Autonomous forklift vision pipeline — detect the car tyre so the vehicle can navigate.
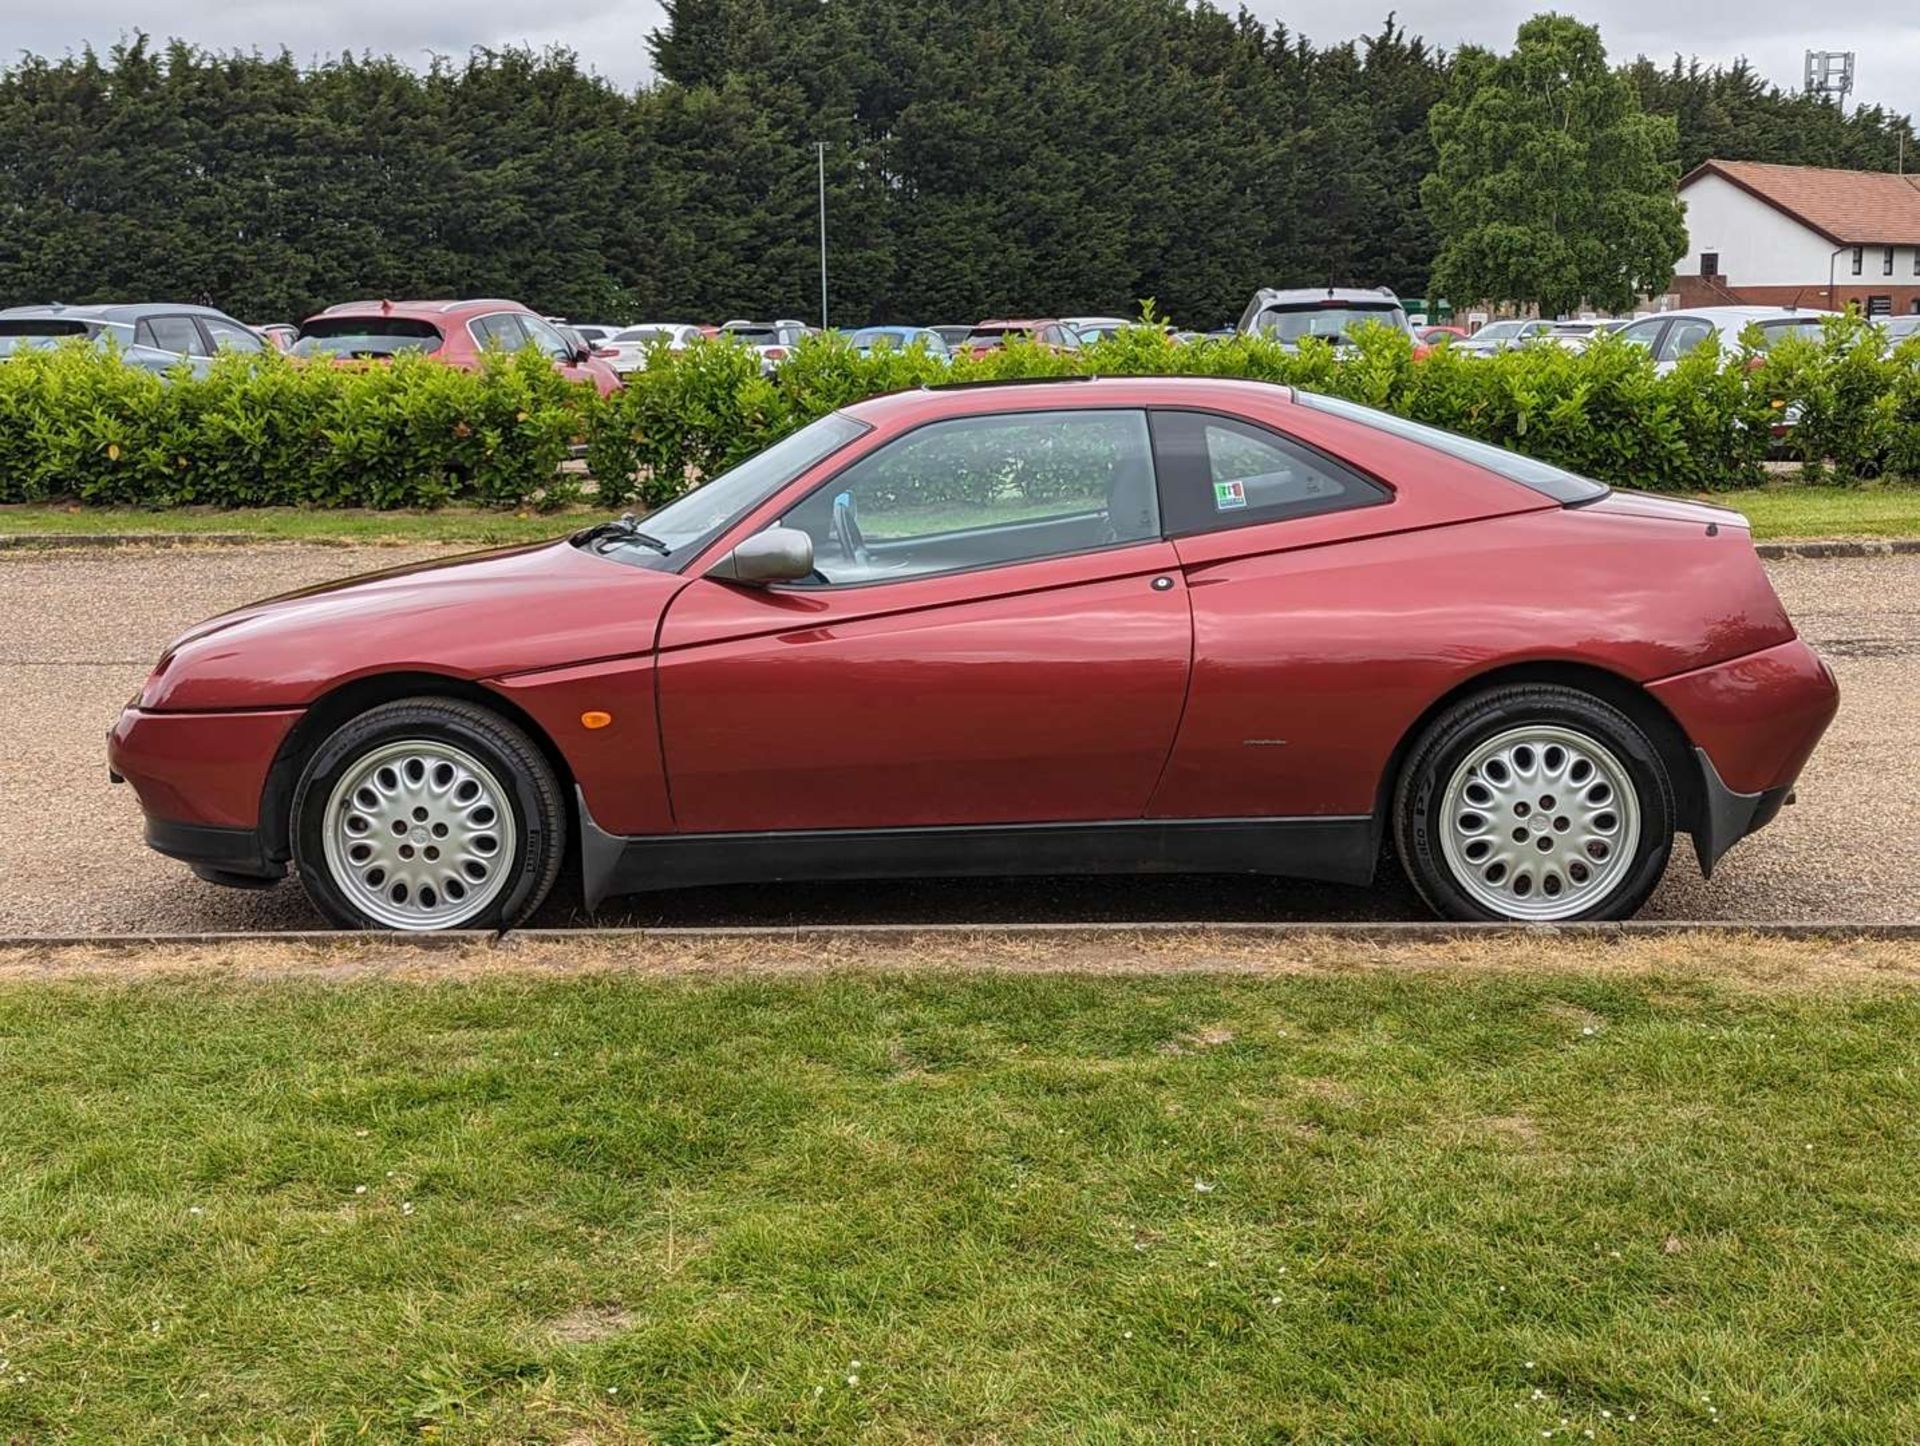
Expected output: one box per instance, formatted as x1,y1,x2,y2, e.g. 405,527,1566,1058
291,697,566,931
1394,684,1674,922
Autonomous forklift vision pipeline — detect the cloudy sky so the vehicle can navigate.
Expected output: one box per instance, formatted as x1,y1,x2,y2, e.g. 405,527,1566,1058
3,0,1916,114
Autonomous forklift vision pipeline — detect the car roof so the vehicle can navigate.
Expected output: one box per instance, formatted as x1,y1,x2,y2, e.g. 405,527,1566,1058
839,375,1295,426
972,318,1060,328
308,299,530,323
1645,306,1837,324
1247,287,1403,307
0,302,236,323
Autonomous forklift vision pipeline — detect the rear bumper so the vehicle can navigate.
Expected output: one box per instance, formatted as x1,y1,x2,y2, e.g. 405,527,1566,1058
1648,637,1838,874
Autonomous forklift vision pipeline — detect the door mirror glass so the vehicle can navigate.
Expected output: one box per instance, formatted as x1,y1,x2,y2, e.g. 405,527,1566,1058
709,526,815,584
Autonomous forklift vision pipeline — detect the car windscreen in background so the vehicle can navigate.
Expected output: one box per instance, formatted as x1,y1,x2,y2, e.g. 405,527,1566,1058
722,328,777,346
1255,304,1406,343
0,319,89,356
614,329,670,345
964,328,1025,348
1752,320,1828,349
291,318,443,357
1294,390,1610,504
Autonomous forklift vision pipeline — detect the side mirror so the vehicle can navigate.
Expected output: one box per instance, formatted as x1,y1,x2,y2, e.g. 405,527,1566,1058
707,526,814,585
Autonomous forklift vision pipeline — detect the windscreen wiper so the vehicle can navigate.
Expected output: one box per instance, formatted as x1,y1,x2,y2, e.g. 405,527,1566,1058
575,512,669,554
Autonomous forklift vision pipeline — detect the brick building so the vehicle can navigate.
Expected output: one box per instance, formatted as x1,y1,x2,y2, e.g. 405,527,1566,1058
1674,159,1920,315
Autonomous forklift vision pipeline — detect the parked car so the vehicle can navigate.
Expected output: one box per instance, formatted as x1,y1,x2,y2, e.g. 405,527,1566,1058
847,325,951,359
1454,319,1556,356
0,302,267,375
1416,324,1468,345
603,323,702,374
959,319,1083,355
1236,287,1419,350
1062,315,1132,344
254,322,301,353
109,375,1835,932
719,319,809,373
1544,318,1626,352
291,299,622,396
1611,306,1834,374
1878,314,1920,344
550,321,624,349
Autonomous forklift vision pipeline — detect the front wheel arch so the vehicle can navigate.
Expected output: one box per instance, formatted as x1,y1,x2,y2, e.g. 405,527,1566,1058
259,672,577,870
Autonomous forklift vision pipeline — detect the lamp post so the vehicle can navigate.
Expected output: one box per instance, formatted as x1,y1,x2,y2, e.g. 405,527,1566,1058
816,141,829,332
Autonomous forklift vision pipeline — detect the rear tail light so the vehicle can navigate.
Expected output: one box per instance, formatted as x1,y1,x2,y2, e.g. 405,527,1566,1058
1412,342,1432,362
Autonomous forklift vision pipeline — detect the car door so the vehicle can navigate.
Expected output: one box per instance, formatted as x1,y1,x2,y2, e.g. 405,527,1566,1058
655,407,1192,833
1143,406,1467,822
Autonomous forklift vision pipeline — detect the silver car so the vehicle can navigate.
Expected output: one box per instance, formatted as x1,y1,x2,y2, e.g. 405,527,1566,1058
0,302,266,375
1612,306,1834,374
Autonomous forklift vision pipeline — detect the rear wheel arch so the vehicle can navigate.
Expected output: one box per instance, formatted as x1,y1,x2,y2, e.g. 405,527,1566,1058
1377,661,1703,848
259,672,577,866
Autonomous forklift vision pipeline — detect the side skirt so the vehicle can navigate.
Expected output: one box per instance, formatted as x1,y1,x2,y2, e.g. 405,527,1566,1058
576,788,1379,910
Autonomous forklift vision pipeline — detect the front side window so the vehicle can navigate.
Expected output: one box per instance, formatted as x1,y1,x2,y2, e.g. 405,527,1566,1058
1614,317,1666,351
136,315,210,356
780,409,1159,587
471,313,529,351
1151,411,1388,535
203,318,264,353
519,315,573,360
1657,318,1715,361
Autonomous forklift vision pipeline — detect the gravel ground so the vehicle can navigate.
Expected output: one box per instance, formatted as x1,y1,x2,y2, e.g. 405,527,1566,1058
1,544,1913,934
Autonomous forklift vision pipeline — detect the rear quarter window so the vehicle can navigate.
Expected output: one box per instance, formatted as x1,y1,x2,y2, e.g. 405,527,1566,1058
1292,391,1609,505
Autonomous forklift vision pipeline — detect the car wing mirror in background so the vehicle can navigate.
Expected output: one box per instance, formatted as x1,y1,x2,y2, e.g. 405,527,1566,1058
707,526,814,585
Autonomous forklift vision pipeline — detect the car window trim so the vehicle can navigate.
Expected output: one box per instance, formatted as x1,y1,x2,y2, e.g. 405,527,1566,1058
1144,405,1395,540
752,405,1166,593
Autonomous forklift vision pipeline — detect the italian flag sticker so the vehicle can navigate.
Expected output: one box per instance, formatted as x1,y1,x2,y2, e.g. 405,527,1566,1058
1214,478,1247,510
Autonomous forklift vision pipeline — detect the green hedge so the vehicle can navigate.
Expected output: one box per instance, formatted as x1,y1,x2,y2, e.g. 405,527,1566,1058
3,315,1915,511
586,313,1913,505
0,345,586,508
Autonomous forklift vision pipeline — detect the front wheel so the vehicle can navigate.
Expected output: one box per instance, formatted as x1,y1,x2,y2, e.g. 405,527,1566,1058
290,698,566,931
1394,685,1674,922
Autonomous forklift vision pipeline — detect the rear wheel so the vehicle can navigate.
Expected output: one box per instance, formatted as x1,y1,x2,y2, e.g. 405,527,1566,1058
1394,685,1673,922
291,698,565,931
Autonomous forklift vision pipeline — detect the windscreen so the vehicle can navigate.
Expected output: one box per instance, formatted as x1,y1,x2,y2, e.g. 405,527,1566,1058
613,328,670,345
292,317,443,357
1253,302,1406,343
1294,391,1610,505
582,411,871,569
964,326,1029,349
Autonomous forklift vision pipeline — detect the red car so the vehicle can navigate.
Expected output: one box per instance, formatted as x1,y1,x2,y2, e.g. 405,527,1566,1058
109,377,1837,931
959,319,1083,356
291,299,623,395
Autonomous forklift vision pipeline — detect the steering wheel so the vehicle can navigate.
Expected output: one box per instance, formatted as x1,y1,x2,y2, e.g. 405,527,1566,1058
831,490,870,568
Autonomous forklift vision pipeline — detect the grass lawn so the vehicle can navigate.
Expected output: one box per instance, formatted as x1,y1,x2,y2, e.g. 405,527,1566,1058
1,951,1917,1439
0,503,586,547
1704,481,1920,540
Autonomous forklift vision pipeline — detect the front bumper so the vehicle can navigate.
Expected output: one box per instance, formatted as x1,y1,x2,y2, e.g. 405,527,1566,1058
145,816,285,887
109,704,303,883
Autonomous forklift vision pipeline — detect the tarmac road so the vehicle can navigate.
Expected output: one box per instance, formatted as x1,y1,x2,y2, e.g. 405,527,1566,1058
1,542,1912,934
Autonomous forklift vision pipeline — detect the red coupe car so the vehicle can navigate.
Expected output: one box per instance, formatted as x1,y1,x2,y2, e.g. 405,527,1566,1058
109,377,1837,931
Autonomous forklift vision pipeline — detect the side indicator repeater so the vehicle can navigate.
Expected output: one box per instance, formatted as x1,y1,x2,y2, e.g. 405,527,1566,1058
580,710,613,730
